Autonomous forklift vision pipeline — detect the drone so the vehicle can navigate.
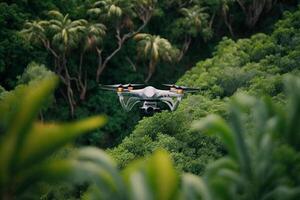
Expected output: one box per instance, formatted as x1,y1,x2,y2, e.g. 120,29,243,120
100,83,200,114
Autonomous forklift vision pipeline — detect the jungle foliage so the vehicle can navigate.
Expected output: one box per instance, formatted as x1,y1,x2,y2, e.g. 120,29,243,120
0,0,298,148
1,1,300,199
1,66,300,200
110,6,300,175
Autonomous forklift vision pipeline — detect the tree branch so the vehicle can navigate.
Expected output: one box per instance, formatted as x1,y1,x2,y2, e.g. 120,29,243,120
96,16,151,82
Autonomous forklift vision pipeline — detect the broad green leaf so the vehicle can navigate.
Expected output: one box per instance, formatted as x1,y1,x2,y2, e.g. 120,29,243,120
17,116,107,169
16,159,76,194
128,171,153,200
284,75,300,149
77,147,125,198
0,76,58,184
228,103,252,179
146,150,179,200
123,150,179,200
182,173,212,200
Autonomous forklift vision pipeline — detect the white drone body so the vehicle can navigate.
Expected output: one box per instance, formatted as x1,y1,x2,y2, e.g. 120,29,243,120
100,84,199,114
118,86,184,113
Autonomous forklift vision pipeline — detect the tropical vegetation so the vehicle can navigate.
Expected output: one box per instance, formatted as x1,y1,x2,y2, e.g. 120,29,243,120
1,0,300,199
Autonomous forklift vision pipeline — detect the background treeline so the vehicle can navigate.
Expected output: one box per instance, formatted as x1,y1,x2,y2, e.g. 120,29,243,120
1,45,300,200
0,0,298,148
110,5,300,176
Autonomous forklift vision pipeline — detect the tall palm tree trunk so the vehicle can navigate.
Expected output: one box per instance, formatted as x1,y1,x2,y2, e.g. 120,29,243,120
62,52,75,117
145,59,156,83
78,52,87,101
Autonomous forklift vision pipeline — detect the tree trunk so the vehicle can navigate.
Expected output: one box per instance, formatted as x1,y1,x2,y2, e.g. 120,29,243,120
209,11,216,29
96,41,123,82
78,52,87,101
237,0,275,29
145,59,156,83
62,52,75,117
178,35,192,61
222,7,235,37
95,16,151,82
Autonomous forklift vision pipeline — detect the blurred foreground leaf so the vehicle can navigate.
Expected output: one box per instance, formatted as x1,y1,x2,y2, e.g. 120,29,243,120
192,75,300,200
0,76,106,199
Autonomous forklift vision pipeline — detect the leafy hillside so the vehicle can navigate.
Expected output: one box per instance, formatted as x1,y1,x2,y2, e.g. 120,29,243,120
1,1,298,149
2,66,300,199
110,6,300,175
1,1,300,199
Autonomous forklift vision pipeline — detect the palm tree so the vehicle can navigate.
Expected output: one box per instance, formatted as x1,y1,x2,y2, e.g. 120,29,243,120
88,0,155,82
90,0,125,18
208,0,235,37
180,5,209,33
48,10,87,53
178,5,210,60
134,33,177,82
20,20,47,45
77,22,107,100
47,10,88,116
20,20,59,59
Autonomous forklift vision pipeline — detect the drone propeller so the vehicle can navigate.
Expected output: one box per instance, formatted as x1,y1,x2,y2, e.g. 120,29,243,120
99,83,144,92
102,83,144,88
163,84,200,92
163,84,177,87
123,83,144,87
103,84,124,88
99,85,119,91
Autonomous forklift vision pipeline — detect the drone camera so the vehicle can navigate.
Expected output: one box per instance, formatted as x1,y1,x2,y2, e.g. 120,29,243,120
146,106,154,114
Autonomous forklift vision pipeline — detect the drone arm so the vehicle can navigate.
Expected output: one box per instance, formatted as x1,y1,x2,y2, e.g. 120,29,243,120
126,97,141,111
171,97,181,111
128,89,144,97
156,90,181,98
118,95,128,111
118,94,140,111
160,96,182,111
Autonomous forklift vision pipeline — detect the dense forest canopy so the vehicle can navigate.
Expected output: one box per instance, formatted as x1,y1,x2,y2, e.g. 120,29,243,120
0,0,298,148
1,0,300,199
110,5,300,175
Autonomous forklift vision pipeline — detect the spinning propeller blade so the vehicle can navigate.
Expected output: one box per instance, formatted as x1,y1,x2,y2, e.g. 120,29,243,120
99,85,118,91
100,83,144,88
99,83,144,92
123,83,144,87
163,84,200,92
103,84,124,88
101,83,144,88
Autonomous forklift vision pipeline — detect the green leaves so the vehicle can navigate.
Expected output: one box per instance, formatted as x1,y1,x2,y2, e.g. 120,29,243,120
192,76,300,200
47,10,88,50
18,117,106,168
284,75,300,150
134,33,179,82
81,149,179,200
0,75,184,200
181,173,211,200
123,150,179,200
0,76,106,198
